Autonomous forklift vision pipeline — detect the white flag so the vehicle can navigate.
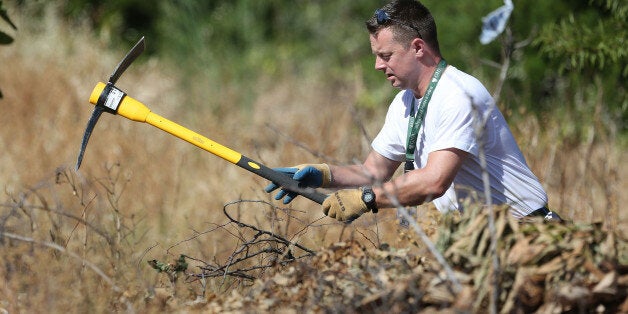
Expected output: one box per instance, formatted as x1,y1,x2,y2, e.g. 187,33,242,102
479,0,514,45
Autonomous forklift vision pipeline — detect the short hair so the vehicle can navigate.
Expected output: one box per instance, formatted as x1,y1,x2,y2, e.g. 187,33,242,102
366,0,441,55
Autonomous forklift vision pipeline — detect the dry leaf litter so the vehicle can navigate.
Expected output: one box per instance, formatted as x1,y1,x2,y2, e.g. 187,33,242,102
150,206,627,313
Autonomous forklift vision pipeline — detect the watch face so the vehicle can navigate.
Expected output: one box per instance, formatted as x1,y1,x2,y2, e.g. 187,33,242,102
362,187,378,213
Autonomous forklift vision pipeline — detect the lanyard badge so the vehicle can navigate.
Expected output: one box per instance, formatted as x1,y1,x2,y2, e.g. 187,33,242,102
404,59,447,173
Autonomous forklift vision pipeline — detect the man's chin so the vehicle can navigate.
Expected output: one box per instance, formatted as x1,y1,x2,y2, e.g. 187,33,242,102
387,76,405,89
390,81,404,90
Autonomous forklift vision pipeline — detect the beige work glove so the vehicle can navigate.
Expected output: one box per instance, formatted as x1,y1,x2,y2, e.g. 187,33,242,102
322,189,369,222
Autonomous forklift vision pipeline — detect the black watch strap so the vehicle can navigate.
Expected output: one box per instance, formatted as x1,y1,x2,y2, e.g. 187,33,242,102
361,187,378,213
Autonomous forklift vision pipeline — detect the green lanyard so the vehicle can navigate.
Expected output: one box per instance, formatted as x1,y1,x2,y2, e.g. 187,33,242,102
404,59,447,172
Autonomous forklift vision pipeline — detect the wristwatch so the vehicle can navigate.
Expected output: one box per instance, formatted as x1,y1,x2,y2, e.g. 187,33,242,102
361,187,378,213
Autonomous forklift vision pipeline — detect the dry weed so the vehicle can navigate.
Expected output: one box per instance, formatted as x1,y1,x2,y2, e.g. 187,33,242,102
0,3,625,313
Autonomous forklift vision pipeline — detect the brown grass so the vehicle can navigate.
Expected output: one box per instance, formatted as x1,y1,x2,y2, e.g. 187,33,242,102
0,4,625,313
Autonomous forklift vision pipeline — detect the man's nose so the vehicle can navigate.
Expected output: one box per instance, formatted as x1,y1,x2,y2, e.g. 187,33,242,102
374,57,386,71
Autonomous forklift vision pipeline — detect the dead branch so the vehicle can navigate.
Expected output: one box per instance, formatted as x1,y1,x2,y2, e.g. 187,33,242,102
184,200,316,285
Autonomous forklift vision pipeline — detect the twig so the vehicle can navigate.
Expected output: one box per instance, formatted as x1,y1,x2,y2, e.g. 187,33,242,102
265,124,328,160
222,200,316,256
184,200,317,285
387,195,463,294
1,231,123,293
341,161,462,294
166,222,231,254
492,27,513,105
471,99,500,314
65,194,96,248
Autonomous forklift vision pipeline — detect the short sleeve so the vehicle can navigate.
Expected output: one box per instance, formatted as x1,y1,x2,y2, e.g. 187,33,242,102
427,94,479,156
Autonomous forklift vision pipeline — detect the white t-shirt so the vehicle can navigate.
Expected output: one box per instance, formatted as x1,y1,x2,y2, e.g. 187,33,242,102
371,65,547,218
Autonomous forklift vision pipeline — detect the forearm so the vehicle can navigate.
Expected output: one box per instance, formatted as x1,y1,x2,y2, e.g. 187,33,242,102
327,151,400,188
327,164,377,188
373,169,446,208
371,148,466,209
325,162,444,208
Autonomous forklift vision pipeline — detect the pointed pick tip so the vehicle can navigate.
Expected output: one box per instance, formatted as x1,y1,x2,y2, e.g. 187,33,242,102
75,153,84,171
76,106,104,171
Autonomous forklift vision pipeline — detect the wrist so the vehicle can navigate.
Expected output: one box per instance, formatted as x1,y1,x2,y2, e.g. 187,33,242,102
319,163,332,188
360,186,378,213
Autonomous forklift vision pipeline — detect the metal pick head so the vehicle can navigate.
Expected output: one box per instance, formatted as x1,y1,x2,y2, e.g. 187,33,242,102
75,106,104,170
108,36,145,85
75,36,146,170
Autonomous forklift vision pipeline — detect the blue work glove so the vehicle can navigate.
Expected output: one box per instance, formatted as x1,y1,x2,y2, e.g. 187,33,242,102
264,164,331,204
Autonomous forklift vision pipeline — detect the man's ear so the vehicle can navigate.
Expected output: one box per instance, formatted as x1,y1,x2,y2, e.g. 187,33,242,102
411,38,424,55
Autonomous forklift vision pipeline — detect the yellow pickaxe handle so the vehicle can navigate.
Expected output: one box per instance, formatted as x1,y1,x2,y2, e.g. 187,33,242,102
89,82,328,204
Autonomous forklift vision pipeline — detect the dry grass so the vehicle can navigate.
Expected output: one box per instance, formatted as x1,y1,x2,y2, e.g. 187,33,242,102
0,4,625,313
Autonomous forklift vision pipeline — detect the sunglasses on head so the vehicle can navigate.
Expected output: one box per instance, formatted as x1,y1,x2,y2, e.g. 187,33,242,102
375,9,423,39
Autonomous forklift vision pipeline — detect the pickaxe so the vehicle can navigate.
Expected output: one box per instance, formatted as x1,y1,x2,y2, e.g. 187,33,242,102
76,37,328,204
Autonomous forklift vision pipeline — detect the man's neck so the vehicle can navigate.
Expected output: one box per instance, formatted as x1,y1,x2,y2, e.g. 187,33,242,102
413,57,442,98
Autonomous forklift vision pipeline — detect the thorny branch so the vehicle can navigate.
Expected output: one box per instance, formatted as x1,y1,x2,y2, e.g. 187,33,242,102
186,200,316,284
222,200,316,255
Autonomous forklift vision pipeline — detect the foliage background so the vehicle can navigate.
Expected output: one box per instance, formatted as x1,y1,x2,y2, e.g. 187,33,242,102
53,0,626,134
0,0,626,312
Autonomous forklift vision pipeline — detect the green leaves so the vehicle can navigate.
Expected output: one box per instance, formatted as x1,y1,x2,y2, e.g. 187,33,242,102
148,254,188,273
534,1,627,77
148,255,189,283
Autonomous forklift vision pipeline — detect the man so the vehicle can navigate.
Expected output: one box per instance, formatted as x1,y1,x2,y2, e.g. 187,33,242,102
265,0,561,223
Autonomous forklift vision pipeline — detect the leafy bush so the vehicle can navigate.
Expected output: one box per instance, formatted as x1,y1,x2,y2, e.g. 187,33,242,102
55,0,626,141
